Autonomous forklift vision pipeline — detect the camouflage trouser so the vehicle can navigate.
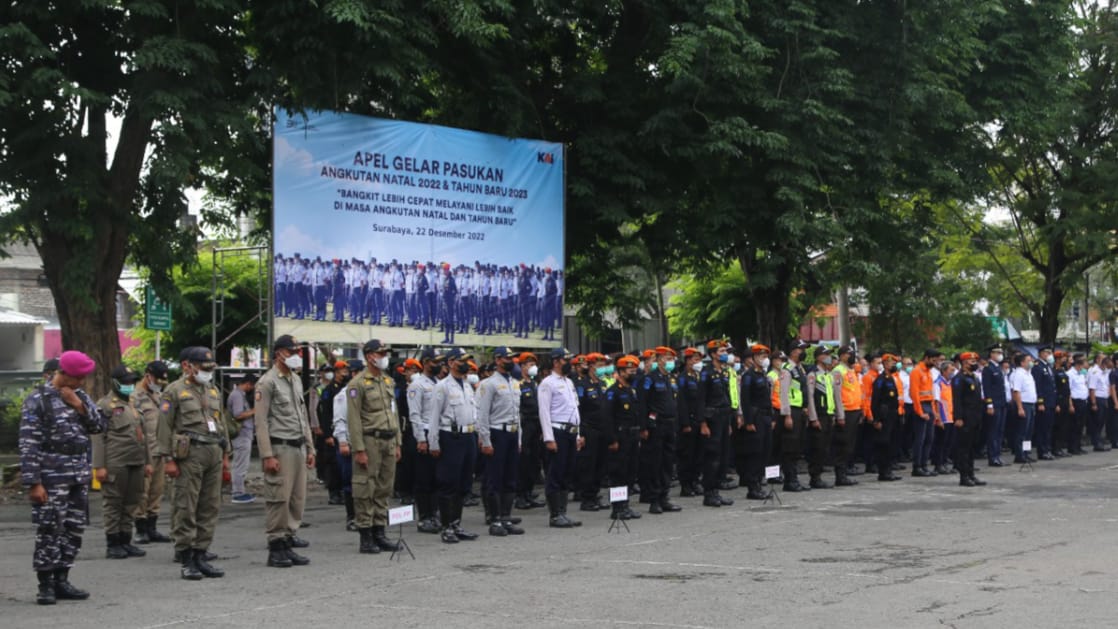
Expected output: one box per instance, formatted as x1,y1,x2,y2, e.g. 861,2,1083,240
102,464,145,535
32,483,88,572
134,456,165,518
171,443,223,553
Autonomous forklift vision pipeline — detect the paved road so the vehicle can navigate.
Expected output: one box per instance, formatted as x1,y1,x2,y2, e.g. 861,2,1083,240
2,454,1117,628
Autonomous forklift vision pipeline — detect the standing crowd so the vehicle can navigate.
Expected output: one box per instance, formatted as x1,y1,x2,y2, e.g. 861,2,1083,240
18,337,1118,605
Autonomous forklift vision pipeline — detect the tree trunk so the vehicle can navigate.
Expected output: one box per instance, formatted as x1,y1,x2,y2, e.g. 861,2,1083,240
1038,283,1065,346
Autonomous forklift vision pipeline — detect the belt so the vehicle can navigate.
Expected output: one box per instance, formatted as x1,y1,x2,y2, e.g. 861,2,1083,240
41,441,88,455
270,437,306,448
443,424,477,434
491,424,519,433
552,423,579,434
363,429,397,440
182,431,224,446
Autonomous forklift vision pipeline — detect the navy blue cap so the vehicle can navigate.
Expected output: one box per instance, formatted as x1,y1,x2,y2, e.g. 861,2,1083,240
362,339,390,354
419,347,444,362
346,359,364,371
444,347,472,361
185,347,216,365
145,361,169,378
549,347,573,361
493,346,514,358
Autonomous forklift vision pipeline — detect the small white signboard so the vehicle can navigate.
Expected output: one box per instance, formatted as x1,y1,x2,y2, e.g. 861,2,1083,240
765,465,781,480
1022,440,1032,452
609,486,628,503
388,505,414,526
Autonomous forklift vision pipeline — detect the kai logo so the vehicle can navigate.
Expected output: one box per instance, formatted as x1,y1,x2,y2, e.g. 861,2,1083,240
537,151,554,165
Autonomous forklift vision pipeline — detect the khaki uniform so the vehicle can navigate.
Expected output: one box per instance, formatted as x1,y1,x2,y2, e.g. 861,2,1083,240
94,392,149,535
347,369,399,528
254,366,315,543
132,384,166,518
156,378,228,553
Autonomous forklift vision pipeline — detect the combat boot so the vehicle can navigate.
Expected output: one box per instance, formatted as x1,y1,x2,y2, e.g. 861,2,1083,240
146,516,171,543
53,568,88,600
746,481,768,500
499,493,525,534
451,496,479,540
558,492,581,527
702,491,723,507
133,519,150,545
177,549,202,578
284,537,310,565
834,468,858,487
372,526,403,551
546,492,574,528
486,495,507,536
439,496,459,544
106,533,128,559
36,571,56,605
358,528,380,554
119,532,147,557
193,549,224,578
267,539,293,568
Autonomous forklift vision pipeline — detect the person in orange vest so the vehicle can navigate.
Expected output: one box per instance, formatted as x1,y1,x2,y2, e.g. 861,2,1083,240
931,359,958,475
832,346,863,483
859,354,881,474
909,349,940,477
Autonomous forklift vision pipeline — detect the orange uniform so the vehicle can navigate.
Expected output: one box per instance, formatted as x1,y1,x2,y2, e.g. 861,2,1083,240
909,362,935,418
860,370,877,419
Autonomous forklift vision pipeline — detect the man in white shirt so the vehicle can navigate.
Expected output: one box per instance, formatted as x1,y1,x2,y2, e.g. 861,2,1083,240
538,347,583,528
1087,354,1112,450
1068,354,1090,455
1009,353,1038,463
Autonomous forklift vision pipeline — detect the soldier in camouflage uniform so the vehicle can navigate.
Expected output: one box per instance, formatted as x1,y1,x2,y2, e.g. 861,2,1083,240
19,351,105,605
94,364,150,560
131,361,172,544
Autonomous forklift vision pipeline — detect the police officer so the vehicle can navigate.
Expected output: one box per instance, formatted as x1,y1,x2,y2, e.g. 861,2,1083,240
132,361,172,544
1033,345,1058,460
696,341,734,507
20,351,105,605
348,340,404,554
638,346,683,514
430,347,480,542
574,353,610,512
604,355,643,520
806,346,842,489
255,335,316,568
982,344,1007,466
740,344,775,500
515,353,547,509
94,364,150,560
407,347,443,533
539,347,583,527
832,346,862,484
677,348,704,497
953,352,987,487
157,347,228,580
476,347,526,536
440,264,458,344
872,354,903,481
778,340,811,492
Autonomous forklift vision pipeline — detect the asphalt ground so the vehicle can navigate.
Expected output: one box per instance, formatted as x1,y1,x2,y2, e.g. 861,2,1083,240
2,452,1117,628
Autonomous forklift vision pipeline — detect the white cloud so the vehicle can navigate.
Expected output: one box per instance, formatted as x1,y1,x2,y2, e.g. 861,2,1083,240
274,135,316,176
276,224,328,259
535,254,560,271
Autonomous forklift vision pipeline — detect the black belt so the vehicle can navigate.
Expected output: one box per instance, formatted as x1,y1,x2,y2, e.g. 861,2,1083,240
363,429,397,440
183,431,224,446
41,442,88,455
270,437,306,448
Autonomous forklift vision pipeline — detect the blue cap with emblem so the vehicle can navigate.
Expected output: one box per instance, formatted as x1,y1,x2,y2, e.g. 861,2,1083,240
419,347,444,362
444,347,472,361
346,359,364,371
549,347,573,361
493,346,514,358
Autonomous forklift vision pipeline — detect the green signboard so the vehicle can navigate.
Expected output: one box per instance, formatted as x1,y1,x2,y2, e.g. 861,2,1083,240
145,285,172,331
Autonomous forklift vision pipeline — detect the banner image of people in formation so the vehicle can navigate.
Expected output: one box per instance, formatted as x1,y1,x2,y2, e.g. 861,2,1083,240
272,109,565,347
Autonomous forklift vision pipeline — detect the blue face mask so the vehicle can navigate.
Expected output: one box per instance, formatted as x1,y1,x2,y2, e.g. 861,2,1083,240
664,361,676,372
733,363,742,372
604,365,615,376
118,384,135,396
595,367,607,378
718,354,731,364
904,366,913,374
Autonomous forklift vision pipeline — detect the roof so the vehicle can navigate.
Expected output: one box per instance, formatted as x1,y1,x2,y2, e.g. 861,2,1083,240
0,308,48,326
0,242,44,271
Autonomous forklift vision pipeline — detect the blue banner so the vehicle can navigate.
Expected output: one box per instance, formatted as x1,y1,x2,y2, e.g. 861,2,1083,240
273,110,565,348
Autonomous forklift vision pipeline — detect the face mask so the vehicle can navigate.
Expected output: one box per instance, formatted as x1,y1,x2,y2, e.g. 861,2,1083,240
691,361,703,373
455,362,470,375
874,364,884,373
375,356,389,371
845,355,856,365
905,366,913,373
718,354,730,364
527,365,539,378
664,361,676,372
968,362,978,372
822,356,833,366
561,363,572,375
1023,362,1033,370
992,353,1003,362
603,365,615,376
1046,355,1055,365
1080,368,1088,375
467,374,479,385
117,384,135,396
595,367,607,378
733,362,742,372
760,358,771,371
194,370,214,384
409,372,421,383
283,354,304,371
891,363,899,372
624,369,638,381
149,382,163,393
324,371,334,381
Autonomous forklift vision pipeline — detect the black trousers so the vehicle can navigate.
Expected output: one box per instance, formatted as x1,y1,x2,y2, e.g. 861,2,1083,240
736,409,773,488
575,424,609,501
517,421,544,496
807,413,834,478
639,419,675,502
544,429,577,495
777,407,806,476
435,431,473,499
954,416,981,477
677,420,702,486
701,410,732,492
874,411,897,474
607,427,640,489
484,428,519,495
834,410,858,471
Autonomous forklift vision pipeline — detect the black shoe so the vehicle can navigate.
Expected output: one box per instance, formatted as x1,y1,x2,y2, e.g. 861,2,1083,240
579,500,600,512
179,549,202,580
719,478,739,490
1094,445,1109,452
719,494,734,506
120,539,146,558
452,523,479,541
970,476,988,486
284,537,311,565
558,494,582,527
891,462,906,471
358,528,380,554
133,520,150,545
649,501,663,514
1039,453,1055,461
146,516,172,543
489,522,509,536
911,468,932,477
267,539,293,568
659,500,682,512
106,533,128,560
193,549,224,578
680,485,698,497
784,480,810,492
53,569,89,600
809,477,833,489
1053,450,1068,458
746,488,768,500
289,535,310,548
702,492,723,507
621,504,642,520
988,460,1004,467
417,517,440,534
846,465,864,476
502,520,525,535
959,477,977,487
373,525,403,551
463,493,480,507
328,491,345,505
835,477,858,487
36,572,56,605
934,465,950,475
441,528,460,543
878,474,902,481
499,493,523,526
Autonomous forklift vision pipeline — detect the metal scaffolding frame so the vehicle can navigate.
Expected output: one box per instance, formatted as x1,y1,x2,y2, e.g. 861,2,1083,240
210,245,269,357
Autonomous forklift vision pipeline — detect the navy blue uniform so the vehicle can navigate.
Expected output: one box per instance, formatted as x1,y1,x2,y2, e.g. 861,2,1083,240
695,366,733,496
574,374,608,505
637,370,678,506
982,362,1007,464
739,368,774,494
1032,361,1057,456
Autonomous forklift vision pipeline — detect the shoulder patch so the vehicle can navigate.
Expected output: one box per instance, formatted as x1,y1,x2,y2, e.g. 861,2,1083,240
113,407,124,415
255,390,263,401
160,400,172,412
180,391,191,398
350,388,358,398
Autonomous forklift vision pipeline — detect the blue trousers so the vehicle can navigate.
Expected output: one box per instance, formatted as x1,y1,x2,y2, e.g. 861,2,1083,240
484,429,519,496
1034,404,1055,455
911,402,935,470
986,404,1007,463
1012,403,1036,458
434,431,474,499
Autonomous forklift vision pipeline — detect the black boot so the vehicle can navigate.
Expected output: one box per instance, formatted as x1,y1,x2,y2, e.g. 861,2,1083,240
36,571,56,605
809,475,833,490
959,474,977,487
284,537,311,565
267,539,293,568
53,568,88,600
558,492,581,527
106,533,127,559
416,493,440,533
452,495,478,540
703,490,723,507
373,525,403,551
146,516,171,543
746,481,768,500
119,531,146,557
499,493,525,534
193,549,224,578
328,490,344,505
344,493,357,531
179,548,203,580
487,495,507,536
835,468,858,487
969,473,987,486
438,495,459,543
358,527,379,554
547,492,574,528
133,519,150,545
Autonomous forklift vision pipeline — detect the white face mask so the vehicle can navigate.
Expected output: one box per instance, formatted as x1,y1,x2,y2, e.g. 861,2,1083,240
149,382,163,393
409,372,421,383
193,370,213,384
375,356,389,371
466,374,479,385
760,358,771,371
691,361,703,373
527,365,539,378
283,354,304,371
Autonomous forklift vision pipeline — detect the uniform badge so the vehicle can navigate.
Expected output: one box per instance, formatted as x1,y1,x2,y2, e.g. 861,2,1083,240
160,400,172,412
623,404,630,410
255,391,263,401
889,392,895,397
113,407,124,415
180,391,191,398
970,385,975,391
408,390,417,399
349,388,358,398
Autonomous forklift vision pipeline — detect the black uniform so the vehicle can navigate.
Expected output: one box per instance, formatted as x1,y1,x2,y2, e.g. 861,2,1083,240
515,377,544,508
574,374,608,508
871,372,901,480
1054,367,1072,455
952,370,984,484
676,370,702,495
603,381,641,518
740,367,774,497
637,369,678,509
695,365,734,505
